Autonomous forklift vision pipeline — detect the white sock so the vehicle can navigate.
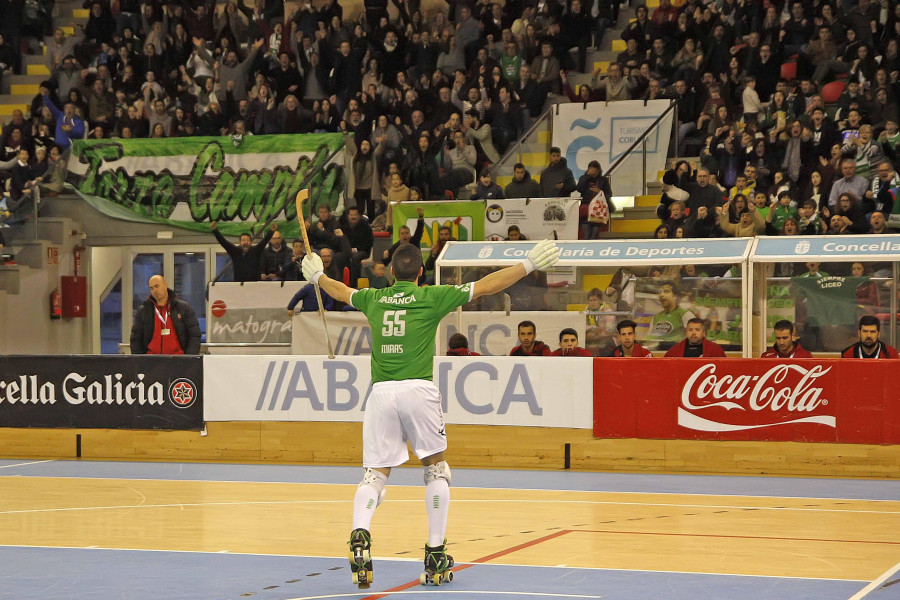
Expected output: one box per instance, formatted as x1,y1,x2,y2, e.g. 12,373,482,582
425,479,450,547
352,472,387,531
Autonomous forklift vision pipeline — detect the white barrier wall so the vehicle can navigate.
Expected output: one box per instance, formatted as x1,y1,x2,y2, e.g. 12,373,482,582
293,311,585,356
204,355,594,428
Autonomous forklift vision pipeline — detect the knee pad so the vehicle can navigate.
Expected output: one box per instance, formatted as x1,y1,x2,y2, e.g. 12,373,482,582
424,461,452,486
359,468,388,506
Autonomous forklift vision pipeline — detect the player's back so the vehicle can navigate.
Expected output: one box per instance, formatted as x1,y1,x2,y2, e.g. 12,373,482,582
351,280,473,383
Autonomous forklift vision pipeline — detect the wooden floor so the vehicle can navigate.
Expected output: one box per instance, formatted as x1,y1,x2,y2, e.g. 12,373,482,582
1,466,898,588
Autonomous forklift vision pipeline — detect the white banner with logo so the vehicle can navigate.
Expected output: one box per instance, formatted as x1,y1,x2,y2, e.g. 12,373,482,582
203,355,593,427
483,198,580,241
208,282,299,344
293,311,585,356
551,99,674,195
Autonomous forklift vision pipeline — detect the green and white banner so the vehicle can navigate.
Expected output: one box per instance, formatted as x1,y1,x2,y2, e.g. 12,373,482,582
66,134,345,238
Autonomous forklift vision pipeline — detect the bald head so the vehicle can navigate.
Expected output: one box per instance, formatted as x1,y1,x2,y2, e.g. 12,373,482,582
148,275,169,305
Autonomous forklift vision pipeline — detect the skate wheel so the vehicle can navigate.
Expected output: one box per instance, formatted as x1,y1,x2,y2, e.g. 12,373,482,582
446,571,454,582
420,573,428,585
352,572,359,585
435,573,444,586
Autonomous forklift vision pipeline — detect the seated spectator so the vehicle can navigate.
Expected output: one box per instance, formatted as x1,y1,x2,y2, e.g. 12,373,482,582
664,201,688,237
425,225,455,274
509,320,552,356
287,280,335,315
664,317,727,357
551,328,593,357
504,162,541,198
471,169,504,200
539,146,576,198
363,261,390,288
799,262,829,279
869,211,889,234
824,193,869,234
761,319,813,359
841,316,900,359
505,225,526,240
447,332,481,356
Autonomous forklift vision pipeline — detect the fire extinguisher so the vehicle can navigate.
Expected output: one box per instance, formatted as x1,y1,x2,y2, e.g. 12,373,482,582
50,288,62,320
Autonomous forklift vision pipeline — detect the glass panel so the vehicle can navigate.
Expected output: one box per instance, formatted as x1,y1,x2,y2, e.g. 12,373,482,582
174,252,208,342
99,278,122,354
445,263,742,356
764,260,893,353
132,253,164,314
215,252,234,282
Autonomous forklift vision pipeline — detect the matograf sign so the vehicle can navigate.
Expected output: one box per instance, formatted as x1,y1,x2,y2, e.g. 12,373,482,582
66,134,345,237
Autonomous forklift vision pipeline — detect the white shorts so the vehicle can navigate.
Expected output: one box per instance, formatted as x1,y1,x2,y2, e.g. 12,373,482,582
363,379,448,468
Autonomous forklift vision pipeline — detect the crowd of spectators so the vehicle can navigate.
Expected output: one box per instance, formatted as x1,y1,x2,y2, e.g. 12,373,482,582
6,0,900,248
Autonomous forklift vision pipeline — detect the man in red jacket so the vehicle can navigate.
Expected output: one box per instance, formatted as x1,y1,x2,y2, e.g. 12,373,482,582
551,328,593,356
609,319,653,357
509,320,553,356
841,316,900,359
664,318,727,357
761,319,813,358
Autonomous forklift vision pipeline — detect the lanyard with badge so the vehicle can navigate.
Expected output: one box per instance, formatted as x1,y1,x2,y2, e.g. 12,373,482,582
858,344,880,359
155,305,171,336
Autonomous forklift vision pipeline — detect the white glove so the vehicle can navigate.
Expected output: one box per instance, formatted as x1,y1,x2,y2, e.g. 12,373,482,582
523,239,560,274
302,252,324,283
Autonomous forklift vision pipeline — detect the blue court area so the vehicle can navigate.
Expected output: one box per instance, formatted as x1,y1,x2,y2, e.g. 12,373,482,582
0,546,867,600
0,459,895,600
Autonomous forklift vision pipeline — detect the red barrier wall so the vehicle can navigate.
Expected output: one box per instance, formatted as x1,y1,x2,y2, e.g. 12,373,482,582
593,359,900,444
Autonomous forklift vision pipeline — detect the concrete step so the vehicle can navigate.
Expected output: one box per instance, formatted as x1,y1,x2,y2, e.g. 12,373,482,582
623,206,659,219
0,104,30,117
610,217,659,234
11,83,40,95
7,74,49,86
3,94,36,104
26,64,51,76
598,230,654,239
635,194,662,207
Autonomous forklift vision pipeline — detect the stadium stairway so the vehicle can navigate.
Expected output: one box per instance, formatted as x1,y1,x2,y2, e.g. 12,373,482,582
0,0,87,116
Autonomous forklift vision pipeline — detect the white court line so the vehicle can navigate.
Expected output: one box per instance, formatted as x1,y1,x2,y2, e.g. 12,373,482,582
847,561,900,600
0,544,868,582
0,459,54,470
0,498,897,516
2,472,898,504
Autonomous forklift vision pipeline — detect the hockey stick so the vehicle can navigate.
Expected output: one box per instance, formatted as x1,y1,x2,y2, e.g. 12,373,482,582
295,189,336,359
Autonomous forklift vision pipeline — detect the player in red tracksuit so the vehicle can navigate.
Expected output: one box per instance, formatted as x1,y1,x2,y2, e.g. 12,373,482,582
550,328,593,356
760,319,813,358
608,319,653,357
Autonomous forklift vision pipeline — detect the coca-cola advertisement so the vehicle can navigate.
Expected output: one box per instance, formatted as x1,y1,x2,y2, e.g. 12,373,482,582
0,355,203,430
594,358,900,444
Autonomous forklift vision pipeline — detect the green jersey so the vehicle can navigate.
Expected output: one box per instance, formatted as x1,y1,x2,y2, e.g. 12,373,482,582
647,307,694,342
351,280,474,383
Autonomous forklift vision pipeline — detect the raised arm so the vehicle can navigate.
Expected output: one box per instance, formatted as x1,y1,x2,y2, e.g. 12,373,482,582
301,253,357,305
472,240,559,299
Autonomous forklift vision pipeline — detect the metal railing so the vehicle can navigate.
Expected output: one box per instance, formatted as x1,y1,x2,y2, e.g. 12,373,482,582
605,100,678,196
491,107,554,181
